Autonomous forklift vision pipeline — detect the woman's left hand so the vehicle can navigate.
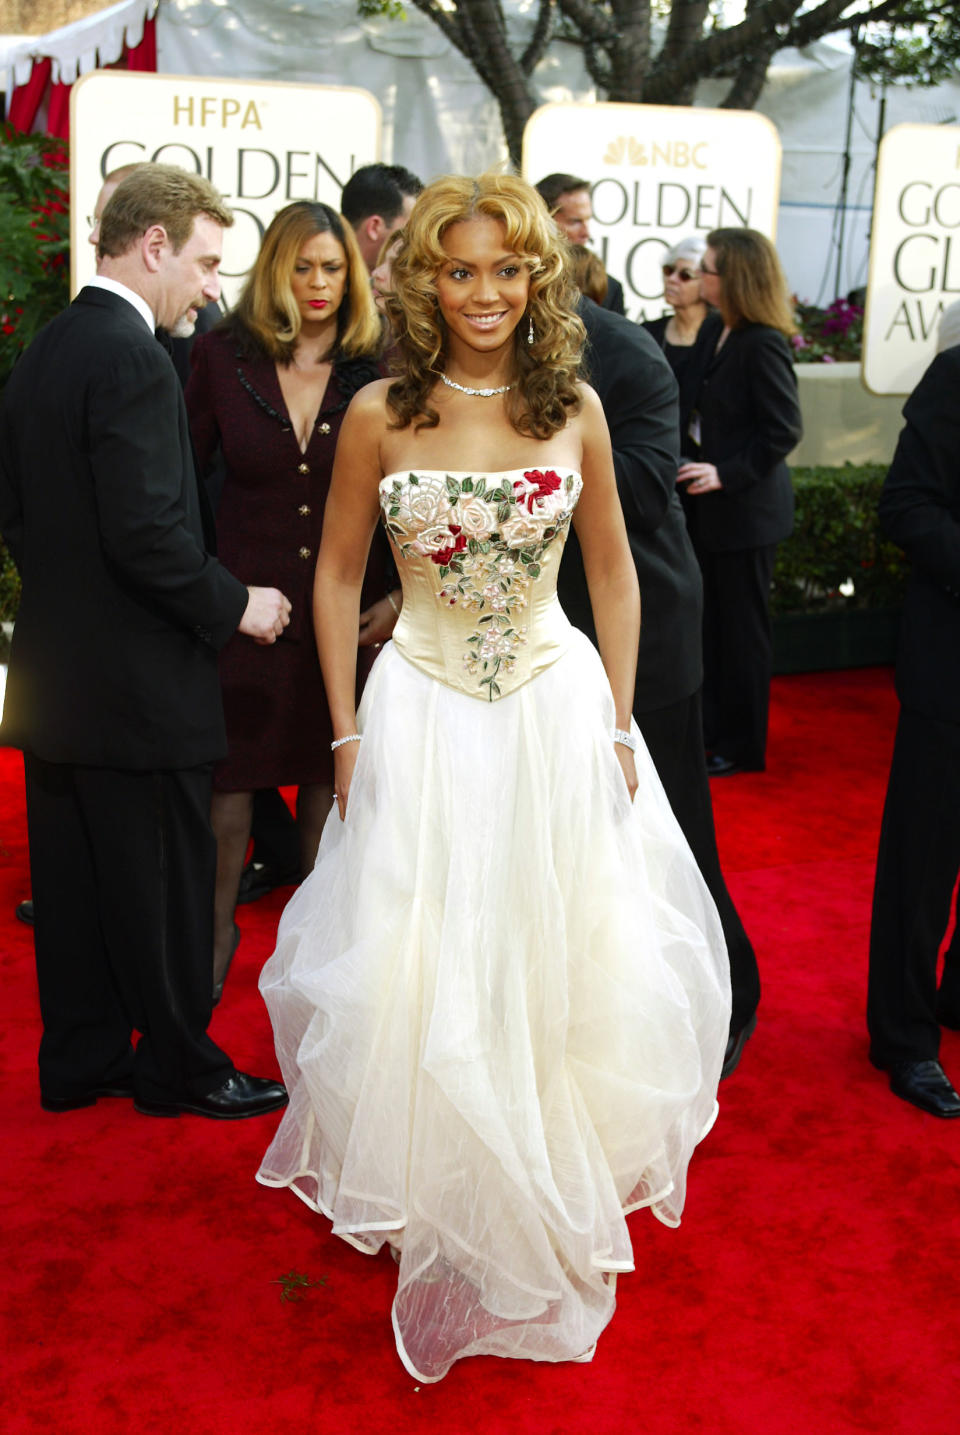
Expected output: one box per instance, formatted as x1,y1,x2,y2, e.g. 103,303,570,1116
358,593,399,646
677,461,722,495
615,743,638,802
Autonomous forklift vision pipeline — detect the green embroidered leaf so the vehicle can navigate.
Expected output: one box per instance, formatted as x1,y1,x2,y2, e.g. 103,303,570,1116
462,476,473,493
468,538,480,555
528,564,540,579
445,477,460,499
474,478,487,499
497,503,512,524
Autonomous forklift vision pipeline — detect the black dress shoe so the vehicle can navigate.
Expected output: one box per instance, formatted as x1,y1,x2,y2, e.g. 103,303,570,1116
134,1071,288,1120
16,899,35,926
706,754,740,777
41,1075,135,1112
887,1059,960,1118
721,1012,757,1080
237,861,300,905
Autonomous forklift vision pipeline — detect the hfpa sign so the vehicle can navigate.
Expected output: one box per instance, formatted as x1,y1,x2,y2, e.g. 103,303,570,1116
70,70,380,305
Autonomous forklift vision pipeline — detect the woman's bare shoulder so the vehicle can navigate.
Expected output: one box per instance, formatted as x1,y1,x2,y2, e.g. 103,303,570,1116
347,377,394,417
574,380,604,416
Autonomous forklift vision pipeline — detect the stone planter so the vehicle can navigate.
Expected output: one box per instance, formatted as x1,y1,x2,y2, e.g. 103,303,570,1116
790,363,905,468
772,607,901,675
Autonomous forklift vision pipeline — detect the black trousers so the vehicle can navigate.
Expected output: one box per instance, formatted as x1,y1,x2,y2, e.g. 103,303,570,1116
24,755,234,1103
638,689,761,1033
867,707,960,1065
697,543,778,770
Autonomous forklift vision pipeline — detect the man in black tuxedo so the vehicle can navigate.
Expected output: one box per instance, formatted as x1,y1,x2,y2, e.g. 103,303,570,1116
0,164,291,1119
535,174,627,316
558,297,760,1077
867,346,960,1117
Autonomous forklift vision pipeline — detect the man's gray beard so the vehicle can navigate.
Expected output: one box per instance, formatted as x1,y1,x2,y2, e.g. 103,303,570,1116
169,314,197,339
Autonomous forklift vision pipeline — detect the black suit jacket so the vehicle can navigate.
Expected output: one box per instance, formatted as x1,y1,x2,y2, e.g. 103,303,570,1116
600,274,626,317
879,346,960,723
557,298,703,711
0,286,248,769
678,312,800,552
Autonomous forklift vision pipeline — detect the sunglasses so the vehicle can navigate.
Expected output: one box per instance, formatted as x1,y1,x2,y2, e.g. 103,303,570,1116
662,264,699,281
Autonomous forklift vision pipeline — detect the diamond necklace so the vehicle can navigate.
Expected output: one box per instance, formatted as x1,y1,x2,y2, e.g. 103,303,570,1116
440,373,513,398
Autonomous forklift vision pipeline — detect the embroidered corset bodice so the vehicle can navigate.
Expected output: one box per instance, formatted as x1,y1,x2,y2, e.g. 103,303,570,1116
380,468,583,701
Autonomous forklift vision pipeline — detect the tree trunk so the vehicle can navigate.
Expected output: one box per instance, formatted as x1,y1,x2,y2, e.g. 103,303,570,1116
605,0,652,102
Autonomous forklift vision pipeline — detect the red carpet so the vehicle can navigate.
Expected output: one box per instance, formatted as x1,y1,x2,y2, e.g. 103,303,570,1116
2,667,958,1435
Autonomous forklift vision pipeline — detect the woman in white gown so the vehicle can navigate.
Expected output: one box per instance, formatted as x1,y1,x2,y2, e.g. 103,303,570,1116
256,173,731,1382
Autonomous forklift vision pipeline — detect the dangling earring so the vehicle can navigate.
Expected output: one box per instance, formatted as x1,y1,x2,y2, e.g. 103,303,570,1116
527,313,534,345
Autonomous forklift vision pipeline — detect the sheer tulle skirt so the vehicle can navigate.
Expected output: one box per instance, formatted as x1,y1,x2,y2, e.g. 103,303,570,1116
257,634,730,1381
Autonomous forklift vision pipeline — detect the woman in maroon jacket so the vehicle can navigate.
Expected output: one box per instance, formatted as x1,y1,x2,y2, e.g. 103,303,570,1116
187,201,386,995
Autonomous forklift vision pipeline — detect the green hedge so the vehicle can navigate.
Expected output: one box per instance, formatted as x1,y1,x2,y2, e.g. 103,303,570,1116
771,462,908,616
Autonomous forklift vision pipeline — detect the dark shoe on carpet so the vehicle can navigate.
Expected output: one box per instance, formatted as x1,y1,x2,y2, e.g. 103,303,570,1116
237,861,300,904
134,1072,288,1120
721,1012,757,1080
41,1075,135,1112
16,899,34,925
706,754,740,777
887,1059,960,1118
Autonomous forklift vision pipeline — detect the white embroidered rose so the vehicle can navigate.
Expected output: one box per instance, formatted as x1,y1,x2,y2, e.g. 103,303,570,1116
525,490,566,521
451,495,495,541
500,512,544,549
410,521,458,557
393,475,453,536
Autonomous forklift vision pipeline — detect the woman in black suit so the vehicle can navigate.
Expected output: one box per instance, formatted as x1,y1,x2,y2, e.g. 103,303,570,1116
677,228,801,775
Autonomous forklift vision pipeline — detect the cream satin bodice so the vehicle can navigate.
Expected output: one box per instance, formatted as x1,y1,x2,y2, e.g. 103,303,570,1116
380,467,582,701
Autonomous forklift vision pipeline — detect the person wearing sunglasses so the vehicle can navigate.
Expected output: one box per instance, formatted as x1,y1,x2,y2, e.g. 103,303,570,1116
642,236,709,387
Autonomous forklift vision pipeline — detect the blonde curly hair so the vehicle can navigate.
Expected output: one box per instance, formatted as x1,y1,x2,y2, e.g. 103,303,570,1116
385,172,584,438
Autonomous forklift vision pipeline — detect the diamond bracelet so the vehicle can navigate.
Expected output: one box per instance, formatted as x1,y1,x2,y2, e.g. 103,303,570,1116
613,728,637,752
330,734,362,751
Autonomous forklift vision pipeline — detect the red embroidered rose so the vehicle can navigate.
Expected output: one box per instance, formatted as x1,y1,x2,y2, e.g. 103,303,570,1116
431,527,467,566
514,469,562,513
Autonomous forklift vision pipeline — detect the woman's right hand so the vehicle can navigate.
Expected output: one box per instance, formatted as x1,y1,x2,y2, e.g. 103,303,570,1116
333,741,361,820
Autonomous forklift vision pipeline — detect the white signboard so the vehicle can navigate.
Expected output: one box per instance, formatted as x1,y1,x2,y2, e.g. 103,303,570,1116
862,123,960,396
522,102,781,322
70,71,381,306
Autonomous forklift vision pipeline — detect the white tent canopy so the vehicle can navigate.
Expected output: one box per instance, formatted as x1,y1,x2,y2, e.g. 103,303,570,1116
3,0,156,86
